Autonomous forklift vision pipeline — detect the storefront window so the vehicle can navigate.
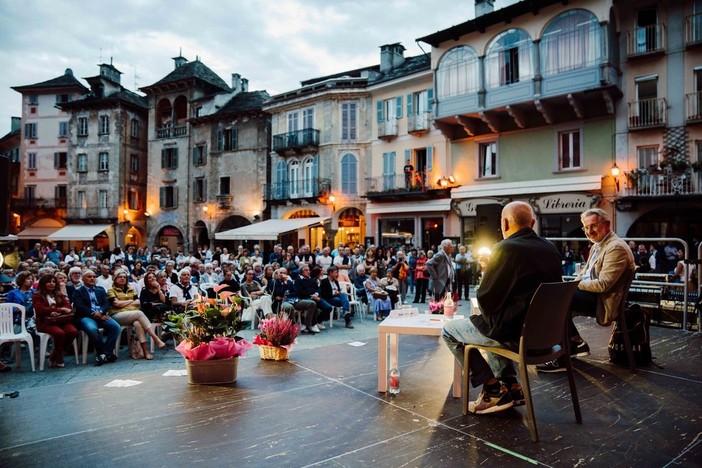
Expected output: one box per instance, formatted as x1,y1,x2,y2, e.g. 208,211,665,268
378,218,415,249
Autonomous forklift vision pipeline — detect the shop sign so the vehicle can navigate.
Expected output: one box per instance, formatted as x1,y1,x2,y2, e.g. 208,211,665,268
535,194,595,214
453,199,497,217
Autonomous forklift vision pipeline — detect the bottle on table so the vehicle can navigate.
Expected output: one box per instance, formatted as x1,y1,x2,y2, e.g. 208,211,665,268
389,363,400,395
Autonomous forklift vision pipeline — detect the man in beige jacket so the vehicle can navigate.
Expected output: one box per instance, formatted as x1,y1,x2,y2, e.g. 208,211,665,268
538,208,635,373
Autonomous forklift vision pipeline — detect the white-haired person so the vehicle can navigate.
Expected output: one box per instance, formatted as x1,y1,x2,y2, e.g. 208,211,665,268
169,267,199,312
107,269,166,359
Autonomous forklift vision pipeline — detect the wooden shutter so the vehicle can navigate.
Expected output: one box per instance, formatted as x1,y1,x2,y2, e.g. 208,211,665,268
395,96,403,118
427,88,434,112
406,93,413,116
376,101,383,123
217,129,224,151
426,146,433,171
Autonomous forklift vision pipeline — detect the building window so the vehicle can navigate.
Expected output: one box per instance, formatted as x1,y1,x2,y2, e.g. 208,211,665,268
55,94,71,104
98,190,108,209
128,190,139,210
130,154,139,173
485,29,534,88
161,147,178,169
341,153,358,195
558,130,581,170
289,160,300,198
341,101,357,141
478,142,498,178
58,122,68,137
637,146,659,169
287,108,314,132
193,177,206,202
382,151,396,191
217,128,237,151
28,95,38,105
635,75,660,125
192,144,207,165
98,152,109,172
78,117,88,136
541,9,601,76
24,185,36,200
275,161,288,199
437,45,479,99
55,185,67,207
635,7,659,53
131,118,139,138
24,123,37,139
159,186,177,209
99,115,110,135
195,106,203,117
377,97,403,123
77,154,88,173
54,152,68,169
220,176,231,195
27,152,37,170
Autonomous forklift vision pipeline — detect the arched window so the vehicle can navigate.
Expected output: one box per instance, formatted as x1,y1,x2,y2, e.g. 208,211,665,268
275,160,288,199
289,160,300,198
340,153,358,195
540,9,601,76
302,156,318,196
485,29,534,89
173,95,188,125
436,46,479,99
156,98,172,128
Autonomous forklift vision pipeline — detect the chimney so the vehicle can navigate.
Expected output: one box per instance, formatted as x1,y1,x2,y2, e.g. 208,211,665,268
241,78,248,92
475,0,494,17
10,117,20,132
173,54,188,69
380,43,406,74
231,73,242,93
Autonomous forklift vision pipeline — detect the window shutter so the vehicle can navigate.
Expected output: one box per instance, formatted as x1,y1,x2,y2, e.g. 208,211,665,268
217,130,224,151
204,179,207,200
54,152,59,169
376,101,383,123
192,147,198,165
161,149,167,168
427,88,434,112
427,146,433,171
173,148,178,169
192,180,197,199
173,187,178,207
406,94,413,116
390,151,396,168
395,96,403,118
159,187,165,207
232,128,238,149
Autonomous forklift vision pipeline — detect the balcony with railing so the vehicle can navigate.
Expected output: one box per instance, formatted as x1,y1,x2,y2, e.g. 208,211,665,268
628,98,667,129
272,128,320,155
686,92,702,122
626,23,666,58
263,178,331,202
156,125,188,139
685,13,702,47
11,197,66,210
65,206,115,220
365,173,452,201
378,118,398,139
407,111,432,134
216,194,234,208
624,169,702,197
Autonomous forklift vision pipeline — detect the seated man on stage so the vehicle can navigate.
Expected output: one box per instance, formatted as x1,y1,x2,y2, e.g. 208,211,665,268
443,201,562,414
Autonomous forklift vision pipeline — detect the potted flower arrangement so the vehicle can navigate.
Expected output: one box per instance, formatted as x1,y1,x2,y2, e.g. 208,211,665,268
253,312,300,361
659,152,691,173
166,284,252,384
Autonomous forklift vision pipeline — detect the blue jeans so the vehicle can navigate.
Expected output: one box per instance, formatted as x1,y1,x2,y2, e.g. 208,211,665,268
78,316,121,356
443,318,517,388
318,293,350,319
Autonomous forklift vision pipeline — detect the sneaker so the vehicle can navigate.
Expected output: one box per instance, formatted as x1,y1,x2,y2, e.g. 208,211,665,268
95,354,106,367
105,354,118,363
536,359,566,373
507,383,525,406
309,324,321,333
468,385,514,414
570,341,590,357
317,323,326,330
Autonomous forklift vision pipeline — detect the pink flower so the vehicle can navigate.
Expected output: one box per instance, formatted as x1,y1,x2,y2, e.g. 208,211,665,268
176,340,215,361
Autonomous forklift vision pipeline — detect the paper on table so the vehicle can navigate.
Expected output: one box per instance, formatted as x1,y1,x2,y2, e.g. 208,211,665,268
347,341,367,347
104,379,142,388
163,369,188,376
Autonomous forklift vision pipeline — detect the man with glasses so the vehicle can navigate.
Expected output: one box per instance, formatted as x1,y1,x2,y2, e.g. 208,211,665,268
538,208,635,372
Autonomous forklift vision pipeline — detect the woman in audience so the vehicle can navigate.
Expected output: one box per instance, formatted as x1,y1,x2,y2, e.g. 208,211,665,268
240,268,273,317
32,274,78,368
353,265,369,305
6,271,38,338
130,260,146,283
156,270,172,295
107,269,165,359
139,272,170,322
364,267,392,320
380,269,400,307
413,250,429,303
54,270,69,298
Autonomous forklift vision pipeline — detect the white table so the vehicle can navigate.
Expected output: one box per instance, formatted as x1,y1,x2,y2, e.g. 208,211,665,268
377,313,462,397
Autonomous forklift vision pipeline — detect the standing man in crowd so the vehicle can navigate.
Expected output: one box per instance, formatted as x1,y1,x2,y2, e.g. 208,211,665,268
426,239,455,301
454,245,473,301
443,201,562,414
403,159,414,190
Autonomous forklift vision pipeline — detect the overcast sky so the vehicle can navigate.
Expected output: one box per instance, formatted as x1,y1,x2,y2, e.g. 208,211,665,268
0,0,517,136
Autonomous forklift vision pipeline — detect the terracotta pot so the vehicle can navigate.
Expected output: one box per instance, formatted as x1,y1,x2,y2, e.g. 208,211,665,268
185,357,238,385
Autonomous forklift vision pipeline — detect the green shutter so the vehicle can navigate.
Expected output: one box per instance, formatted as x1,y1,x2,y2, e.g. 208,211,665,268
395,96,403,119
376,101,383,123
161,149,166,169
404,149,411,164
231,128,238,149
406,93,413,116
427,146,433,171
192,147,198,165
53,152,59,169
427,88,434,112
173,148,178,169
217,130,224,151
159,187,165,207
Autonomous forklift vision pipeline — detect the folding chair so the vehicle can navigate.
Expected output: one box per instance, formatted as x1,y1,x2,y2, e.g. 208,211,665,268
463,281,582,442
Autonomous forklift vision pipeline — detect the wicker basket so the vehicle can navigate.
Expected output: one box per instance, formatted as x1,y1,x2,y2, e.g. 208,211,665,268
258,345,289,361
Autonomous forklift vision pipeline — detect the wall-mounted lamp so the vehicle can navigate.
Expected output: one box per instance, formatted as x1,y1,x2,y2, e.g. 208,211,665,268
437,176,456,188
144,211,151,217
202,205,211,219
328,193,336,212
610,163,620,191
123,209,129,216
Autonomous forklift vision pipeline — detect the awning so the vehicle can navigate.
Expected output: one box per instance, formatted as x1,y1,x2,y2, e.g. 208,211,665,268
48,224,111,241
366,198,452,215
17,227,59,239
450,175,602,198
215,217,327,241
0,234,18,242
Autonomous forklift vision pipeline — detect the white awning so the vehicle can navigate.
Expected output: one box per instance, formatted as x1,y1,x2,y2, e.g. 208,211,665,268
48,224,111,241
366,198,452,215
215,217,327,241
450,175,602,198
17,227,59,239
0,234,18,242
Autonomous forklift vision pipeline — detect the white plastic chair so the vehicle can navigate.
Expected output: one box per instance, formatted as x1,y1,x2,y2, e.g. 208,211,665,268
80,325,130,364
340,281,365,321
199,282,215,297
0,303,35,371
37,329,79,370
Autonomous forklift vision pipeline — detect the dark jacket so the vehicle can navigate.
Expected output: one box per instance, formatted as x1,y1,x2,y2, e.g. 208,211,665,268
72,285,110,319
294,275,319,299
472,228,562,342
319,277,340,302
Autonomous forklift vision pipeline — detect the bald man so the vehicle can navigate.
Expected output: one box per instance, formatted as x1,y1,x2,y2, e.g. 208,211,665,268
442,201,562,414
